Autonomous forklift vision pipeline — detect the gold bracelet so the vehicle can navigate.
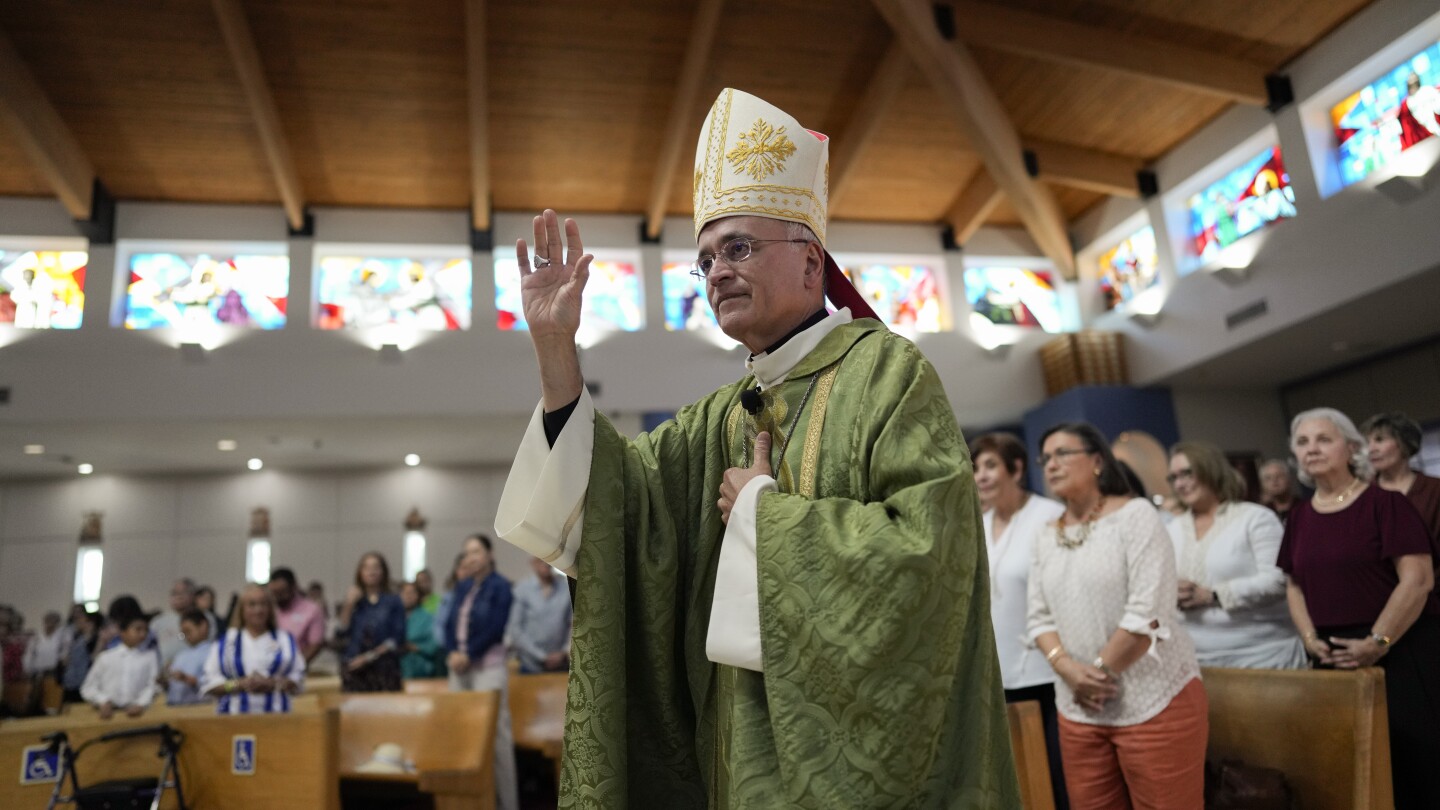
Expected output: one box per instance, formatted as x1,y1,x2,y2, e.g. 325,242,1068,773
1045,645,1067,664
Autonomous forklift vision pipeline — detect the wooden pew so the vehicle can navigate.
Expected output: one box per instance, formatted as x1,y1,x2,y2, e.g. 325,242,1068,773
321,690,500,810
402,677,450,695
1202,666,1392,810
509,672,567,785
1006,700,1055,810
0,707,340,809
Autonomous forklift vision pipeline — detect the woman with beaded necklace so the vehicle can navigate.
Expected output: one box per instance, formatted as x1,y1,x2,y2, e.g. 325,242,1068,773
1027,422,1206,810
1278,407,1438,810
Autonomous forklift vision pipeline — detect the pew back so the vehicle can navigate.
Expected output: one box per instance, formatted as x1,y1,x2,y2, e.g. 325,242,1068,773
0,708,340,810
1006,700,1055,810
1203,666,1392,810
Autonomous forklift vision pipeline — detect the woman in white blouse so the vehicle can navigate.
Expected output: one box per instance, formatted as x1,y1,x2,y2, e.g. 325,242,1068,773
1028,422,1206,810
202,584,305,714
1166,441,1307,669
971,432,1069,810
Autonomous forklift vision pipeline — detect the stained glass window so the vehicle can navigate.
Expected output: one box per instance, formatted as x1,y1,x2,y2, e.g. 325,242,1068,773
1187,146,1296,264
125,252,289,330
662,261,718,330
315,256,471,330
1097,227,1159,311
494,257,644,332
1332,40,1440,188
963,267,1061,332
0,250,86,329
839,262,948,332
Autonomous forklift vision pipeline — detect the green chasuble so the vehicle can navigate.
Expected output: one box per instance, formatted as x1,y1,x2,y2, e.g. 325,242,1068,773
563,318,1020,808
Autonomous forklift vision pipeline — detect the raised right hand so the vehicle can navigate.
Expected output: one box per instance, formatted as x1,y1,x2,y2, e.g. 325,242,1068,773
516,209,593,341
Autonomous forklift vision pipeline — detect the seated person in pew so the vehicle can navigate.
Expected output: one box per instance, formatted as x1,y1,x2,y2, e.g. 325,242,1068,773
202,584,306,714
163,609,215,706
80,613,159,720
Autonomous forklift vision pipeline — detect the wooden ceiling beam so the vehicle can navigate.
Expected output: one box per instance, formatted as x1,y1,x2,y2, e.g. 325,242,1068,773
950,1,1269,106
944,169,1002,246
872,0,1074,276
211,0,306,230
0,26,95,219
829,39,911,210
1024,140,1143,198
643,0,726,241
465,0,490,232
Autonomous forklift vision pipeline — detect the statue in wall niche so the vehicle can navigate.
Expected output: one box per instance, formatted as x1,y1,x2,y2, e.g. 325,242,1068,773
250,507,270,538
404,507,427,532
79,511,103,543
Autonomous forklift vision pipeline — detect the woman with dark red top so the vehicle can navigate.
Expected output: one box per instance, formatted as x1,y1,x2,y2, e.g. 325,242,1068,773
1278,408,1439,810
1363,411,1440,553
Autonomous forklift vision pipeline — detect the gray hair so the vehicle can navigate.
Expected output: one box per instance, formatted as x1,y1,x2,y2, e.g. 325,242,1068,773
1289,407,1373,486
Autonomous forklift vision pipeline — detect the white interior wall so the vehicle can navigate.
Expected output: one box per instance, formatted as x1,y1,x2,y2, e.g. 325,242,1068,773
0,465,525,627
1171,388,1292,461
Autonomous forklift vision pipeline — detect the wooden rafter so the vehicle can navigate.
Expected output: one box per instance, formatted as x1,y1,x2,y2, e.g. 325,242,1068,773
0,26,96,219
951,1,1269,106
211,0,306,230
871,0,1074,276
944,169,1002,245
643,0,725,241
1024,140,1143,198
465,0,490,232
828,40,911,210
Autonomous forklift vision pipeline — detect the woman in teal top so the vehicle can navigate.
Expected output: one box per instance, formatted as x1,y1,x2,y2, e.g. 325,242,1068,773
399,582,440,679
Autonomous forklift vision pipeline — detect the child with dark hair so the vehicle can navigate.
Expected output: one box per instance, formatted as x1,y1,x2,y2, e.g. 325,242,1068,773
81,614,159,719
164,610,214,705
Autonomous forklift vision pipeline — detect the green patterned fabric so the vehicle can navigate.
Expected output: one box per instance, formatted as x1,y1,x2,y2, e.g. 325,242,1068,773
563,319,1020,808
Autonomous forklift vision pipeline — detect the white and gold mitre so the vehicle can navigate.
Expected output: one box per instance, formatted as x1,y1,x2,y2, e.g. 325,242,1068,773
693,88,830,244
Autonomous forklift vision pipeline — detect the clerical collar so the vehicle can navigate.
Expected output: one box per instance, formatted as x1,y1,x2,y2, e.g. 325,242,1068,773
747,308,852,391
756,309,830,358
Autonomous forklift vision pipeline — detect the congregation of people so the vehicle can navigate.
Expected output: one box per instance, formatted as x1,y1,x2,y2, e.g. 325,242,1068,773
3,406,1436,808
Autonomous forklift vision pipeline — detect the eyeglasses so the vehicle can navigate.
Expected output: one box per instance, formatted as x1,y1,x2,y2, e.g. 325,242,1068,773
1036,448,1093,466
691,237,812,279
1165,468,1195,485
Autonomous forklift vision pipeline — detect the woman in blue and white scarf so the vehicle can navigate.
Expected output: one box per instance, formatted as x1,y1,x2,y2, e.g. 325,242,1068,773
201,584,305,714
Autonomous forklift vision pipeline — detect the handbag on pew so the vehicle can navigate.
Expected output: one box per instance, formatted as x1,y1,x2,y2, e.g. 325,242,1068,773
1205,758,1297,810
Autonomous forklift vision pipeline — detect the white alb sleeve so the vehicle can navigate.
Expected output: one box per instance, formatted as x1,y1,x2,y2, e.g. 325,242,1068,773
495,389,595,574
705,475,776,672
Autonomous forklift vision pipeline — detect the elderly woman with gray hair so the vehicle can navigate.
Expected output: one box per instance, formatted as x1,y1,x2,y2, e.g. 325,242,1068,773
1278,407,1439,809
1363,411,1440,551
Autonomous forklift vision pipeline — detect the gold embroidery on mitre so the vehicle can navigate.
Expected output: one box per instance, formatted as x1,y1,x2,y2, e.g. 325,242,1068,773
726,118,797,181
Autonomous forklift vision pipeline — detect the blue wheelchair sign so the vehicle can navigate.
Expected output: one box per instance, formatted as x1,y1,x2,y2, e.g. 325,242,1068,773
231,735,256,776
20,745,59,785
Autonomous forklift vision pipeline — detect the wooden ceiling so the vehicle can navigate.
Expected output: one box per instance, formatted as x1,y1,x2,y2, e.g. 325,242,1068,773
0,0,1376,260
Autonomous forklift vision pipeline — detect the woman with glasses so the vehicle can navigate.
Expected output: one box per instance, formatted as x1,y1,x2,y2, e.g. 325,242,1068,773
1027,422,1206,809
1279,408,1438,809
971,432,1070,810
1166,441,1306,669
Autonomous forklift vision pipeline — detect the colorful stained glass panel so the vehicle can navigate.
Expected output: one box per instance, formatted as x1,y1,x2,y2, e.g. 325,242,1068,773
1187,146,1296,264
662,262,717,331
1097,227,1159,311
494,258,644,332
0,250,86,329
315,256,471,330
963,267,1061,332
839,263,948,332
125,253,289,330
1332,40,1440,188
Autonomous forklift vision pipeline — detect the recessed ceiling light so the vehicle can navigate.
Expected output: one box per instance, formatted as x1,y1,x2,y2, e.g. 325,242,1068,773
23,444,44,455
247,458,263,471
217,439,237,451
404,453,420,467
77,463,94,475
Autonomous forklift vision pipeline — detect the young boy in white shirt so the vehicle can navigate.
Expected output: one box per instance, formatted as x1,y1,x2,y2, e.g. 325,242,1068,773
164,610,213,706
80,614,159,719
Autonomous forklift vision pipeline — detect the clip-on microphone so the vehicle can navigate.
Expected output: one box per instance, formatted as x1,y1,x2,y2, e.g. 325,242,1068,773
740,386,763,415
